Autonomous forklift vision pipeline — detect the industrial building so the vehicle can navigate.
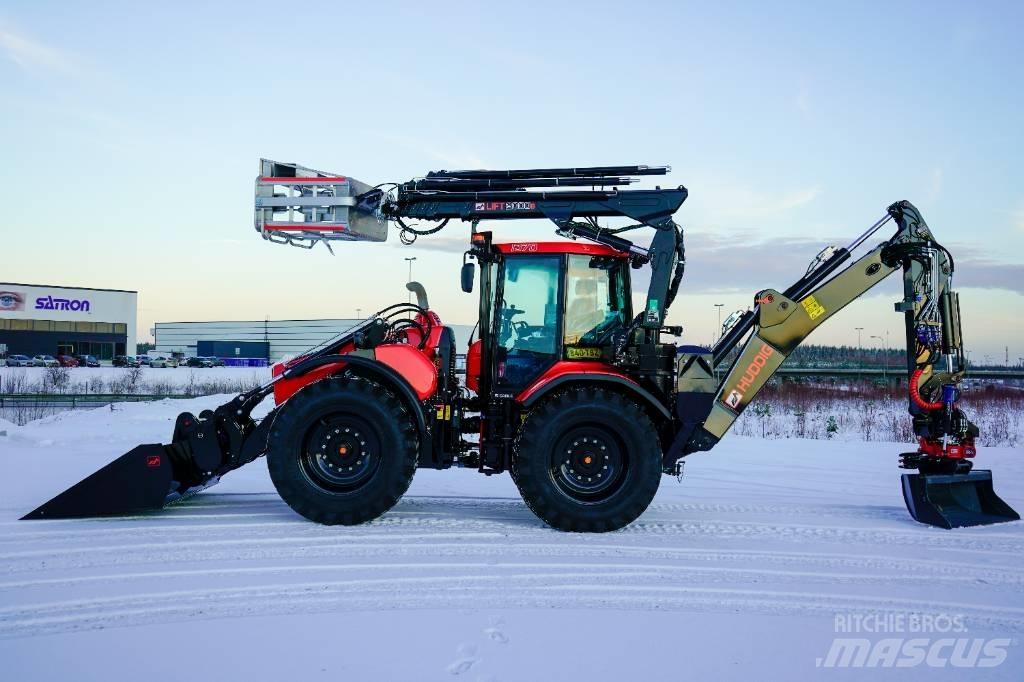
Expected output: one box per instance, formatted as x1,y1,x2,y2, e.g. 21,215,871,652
154,319,474,363
154,319,360,364
0,282,137,361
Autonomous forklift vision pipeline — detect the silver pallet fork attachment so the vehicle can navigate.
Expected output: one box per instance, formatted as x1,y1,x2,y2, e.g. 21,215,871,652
255,159,389,249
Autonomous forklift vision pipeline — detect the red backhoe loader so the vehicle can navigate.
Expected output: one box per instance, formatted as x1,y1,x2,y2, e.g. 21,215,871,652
22,160,1018,531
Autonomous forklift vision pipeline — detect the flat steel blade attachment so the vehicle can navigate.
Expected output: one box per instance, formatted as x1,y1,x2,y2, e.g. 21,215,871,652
21,444,218,520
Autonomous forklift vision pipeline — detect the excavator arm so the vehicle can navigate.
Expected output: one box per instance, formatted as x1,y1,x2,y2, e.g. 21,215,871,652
676,200,1017,527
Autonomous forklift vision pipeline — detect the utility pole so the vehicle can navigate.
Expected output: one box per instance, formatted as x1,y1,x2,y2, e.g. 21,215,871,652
855,327,864,381
714,303,724,344
356,307,362,319
871,334,888,381
404,257,417,303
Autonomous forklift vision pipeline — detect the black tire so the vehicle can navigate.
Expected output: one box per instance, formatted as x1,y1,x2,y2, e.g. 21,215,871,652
512,387,662,532
266,376,418,525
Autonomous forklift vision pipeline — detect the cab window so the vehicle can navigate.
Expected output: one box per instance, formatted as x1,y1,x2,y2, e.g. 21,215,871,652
563,255,629,345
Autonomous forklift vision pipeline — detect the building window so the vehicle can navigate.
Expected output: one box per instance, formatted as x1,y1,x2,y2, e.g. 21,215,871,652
114,323,127,334
53,320,74,332
9,319,30,331
32,320,52,331
75,322,95,333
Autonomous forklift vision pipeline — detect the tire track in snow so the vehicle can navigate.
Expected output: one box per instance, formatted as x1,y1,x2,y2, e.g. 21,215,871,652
4,572,1024,639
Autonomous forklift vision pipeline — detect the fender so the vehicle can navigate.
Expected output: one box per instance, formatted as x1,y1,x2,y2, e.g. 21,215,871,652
517,367,672,421
277,353,430,455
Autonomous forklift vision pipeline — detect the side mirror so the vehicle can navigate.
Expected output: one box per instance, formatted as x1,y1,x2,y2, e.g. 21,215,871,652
461,261,475,293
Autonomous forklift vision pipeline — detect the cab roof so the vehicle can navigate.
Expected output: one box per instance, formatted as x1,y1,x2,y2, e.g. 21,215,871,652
493,242,627,257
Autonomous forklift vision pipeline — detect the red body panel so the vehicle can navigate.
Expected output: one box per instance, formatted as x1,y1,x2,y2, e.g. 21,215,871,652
271,340,439,405
466,340,482,392
374,344,438,399
494,242,627,257
515,361,637,403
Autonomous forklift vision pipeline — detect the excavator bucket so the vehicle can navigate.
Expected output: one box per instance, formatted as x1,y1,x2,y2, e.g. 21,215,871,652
901,470,1020,529
20,444,217,520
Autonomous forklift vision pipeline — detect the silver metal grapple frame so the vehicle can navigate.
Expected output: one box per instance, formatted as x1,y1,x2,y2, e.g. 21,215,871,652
255,159,388,248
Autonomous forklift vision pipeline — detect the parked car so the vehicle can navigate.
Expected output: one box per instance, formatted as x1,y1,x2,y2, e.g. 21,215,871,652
113,355,141,368
56,355,79,368
4,354,33,367
187,356,214,368
149,355,178,368
209,357,225,367
33,355,59,367
74,354,101,368
138,355,152,366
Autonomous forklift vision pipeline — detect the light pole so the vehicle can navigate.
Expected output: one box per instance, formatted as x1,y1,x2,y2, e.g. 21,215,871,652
356,307,362,319
871,334,888,381
855,327,864,380
404,257,417,303
714,303,724,344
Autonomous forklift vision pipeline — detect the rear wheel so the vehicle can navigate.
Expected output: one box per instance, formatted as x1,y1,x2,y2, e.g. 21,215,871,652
512,388,662,532
267,376,418,525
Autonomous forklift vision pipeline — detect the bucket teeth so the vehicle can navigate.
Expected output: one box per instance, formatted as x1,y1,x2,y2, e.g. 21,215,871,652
901,470,1020,529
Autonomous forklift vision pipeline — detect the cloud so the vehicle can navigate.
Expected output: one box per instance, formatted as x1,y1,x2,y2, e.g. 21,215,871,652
696,184,821,220
636,232,1024,296
0,22,85,77
1012,206,1024,232
385,217,1024,296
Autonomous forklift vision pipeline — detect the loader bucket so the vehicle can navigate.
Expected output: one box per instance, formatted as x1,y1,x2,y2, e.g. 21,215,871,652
22,444,184,519
901,470,1020,529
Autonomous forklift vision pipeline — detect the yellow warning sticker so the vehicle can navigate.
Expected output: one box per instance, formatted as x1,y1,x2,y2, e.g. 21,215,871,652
801,295,826,321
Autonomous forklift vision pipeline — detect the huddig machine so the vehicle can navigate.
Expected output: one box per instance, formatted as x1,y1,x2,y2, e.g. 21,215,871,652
24,160,1018,531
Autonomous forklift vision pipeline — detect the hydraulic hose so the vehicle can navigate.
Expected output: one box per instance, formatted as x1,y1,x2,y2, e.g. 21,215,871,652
910,368,944,411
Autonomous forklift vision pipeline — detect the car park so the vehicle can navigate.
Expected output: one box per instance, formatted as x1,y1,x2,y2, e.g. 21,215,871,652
4,354,33,367
74,354,101,368
56,355,79,367
137,355,152,366
149,355,177,368
187,356,215,368
33,355,59,367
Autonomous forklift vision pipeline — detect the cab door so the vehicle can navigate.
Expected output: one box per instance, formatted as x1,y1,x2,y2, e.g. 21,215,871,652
491,255,562,395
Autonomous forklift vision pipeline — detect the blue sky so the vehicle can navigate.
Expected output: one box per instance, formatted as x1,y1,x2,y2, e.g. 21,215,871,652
1,1,1021,360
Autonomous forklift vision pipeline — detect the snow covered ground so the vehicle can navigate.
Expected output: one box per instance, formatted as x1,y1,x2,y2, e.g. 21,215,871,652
0,397,1022,681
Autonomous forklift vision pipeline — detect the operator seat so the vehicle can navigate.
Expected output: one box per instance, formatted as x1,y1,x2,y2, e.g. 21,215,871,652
565,277,603,344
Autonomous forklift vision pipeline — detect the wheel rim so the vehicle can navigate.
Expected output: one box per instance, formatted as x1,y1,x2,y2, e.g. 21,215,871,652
299,413,382,494
549,425,628,503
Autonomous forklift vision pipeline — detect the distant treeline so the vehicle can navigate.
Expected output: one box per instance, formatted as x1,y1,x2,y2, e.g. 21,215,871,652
780,344,1015,369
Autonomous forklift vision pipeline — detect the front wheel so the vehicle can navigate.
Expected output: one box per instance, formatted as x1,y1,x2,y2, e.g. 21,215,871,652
267,376,418,525
512,388,662,532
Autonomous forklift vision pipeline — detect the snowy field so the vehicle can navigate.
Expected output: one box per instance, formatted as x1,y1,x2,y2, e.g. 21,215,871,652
0,397,1022,681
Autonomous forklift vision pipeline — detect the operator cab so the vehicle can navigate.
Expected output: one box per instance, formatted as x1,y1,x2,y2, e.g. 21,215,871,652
485,242,632,395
